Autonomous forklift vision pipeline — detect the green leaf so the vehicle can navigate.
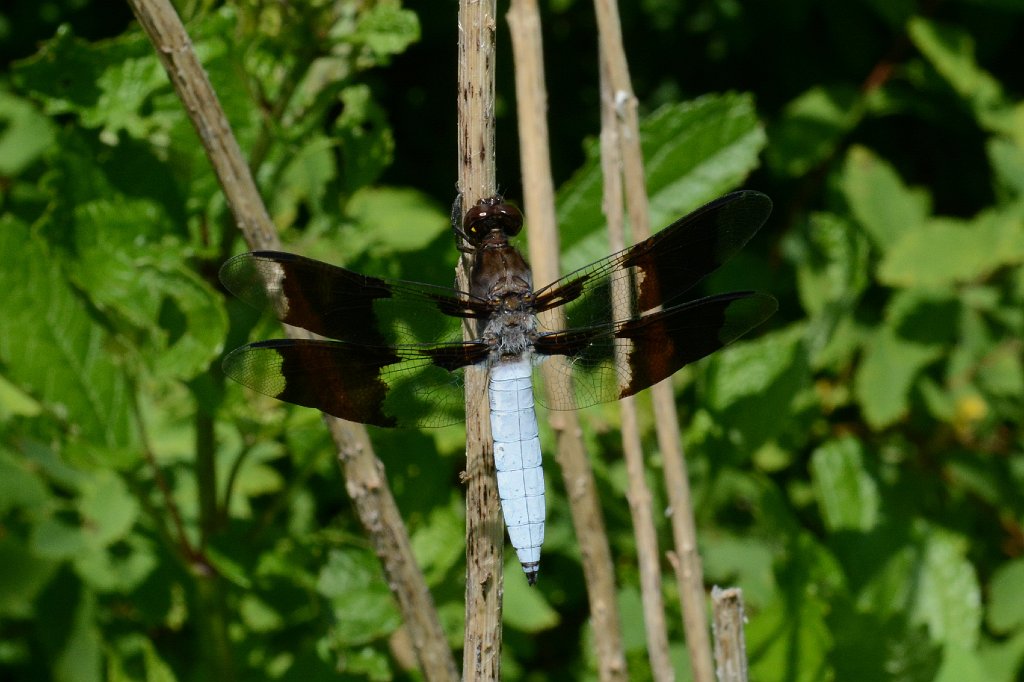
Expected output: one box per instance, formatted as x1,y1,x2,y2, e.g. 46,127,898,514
54,588,102,682
908,17,1005,124
879,210,1024,288
69,198,227,382
767,85,861,177
77,470,138,546
343,186,450,255
913,529,982,649
854,321,942,429
411,498,466,586
841,145,931,252
0,447,50,514
810,438,880,532
0,91,56,175
12,25,168,142
988,136,1024,196
978,630,1024,682
934,645,988,682
30,516,88,560
317,549,401,646
700,534,777,607
108,634,179,682
987,559,1024,634
747,587,833,682
503,558,560,633
0,537,60,618
706,325,812,448
73,536,157,593
352,5,420,58
557,92,766,273
0,216,135,451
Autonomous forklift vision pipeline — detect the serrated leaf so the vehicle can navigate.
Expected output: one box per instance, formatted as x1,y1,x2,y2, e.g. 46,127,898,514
352,5,420,58
0,217,135,450
841,145,931,251
810,438,880,532
67,199,227,381
557,92,766,273
879,211,1024,288
12,25,166,141
767,85,861,177
987,559,1024,634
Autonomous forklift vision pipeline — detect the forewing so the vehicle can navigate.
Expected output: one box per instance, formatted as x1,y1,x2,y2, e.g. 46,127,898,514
533,292,777,410
223,338,489,427
532,191,772,330
220,251,490,346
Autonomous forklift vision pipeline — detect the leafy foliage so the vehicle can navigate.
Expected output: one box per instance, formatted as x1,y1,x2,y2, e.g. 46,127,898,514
1,1,1023,681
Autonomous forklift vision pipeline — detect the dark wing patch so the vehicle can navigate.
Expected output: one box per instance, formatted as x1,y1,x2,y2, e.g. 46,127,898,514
532,292,777,410
531,191,772,330
223,339,489,427
220,251,492,346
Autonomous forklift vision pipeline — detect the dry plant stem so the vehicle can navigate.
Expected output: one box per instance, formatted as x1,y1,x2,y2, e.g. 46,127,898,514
711,587,749,682
597,73,670,675
457,1,505,679
598,54,673,682
507,2,628,680
126,2,458,680
592,1,716,680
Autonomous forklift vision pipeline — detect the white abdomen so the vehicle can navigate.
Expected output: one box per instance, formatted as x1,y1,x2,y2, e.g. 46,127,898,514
488,357,545,585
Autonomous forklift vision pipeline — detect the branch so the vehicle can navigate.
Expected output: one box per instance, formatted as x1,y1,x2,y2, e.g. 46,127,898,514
507,1,629,680
125,2,457,679
456,1,504,679
593,0,715,679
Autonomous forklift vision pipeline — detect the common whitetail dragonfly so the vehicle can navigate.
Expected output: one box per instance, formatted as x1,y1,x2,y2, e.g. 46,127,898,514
220,191,776,585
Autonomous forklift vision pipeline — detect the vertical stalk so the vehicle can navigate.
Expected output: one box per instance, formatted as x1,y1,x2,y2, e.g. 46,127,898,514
592,0,716,680
456,1,504,679
507,2,629,679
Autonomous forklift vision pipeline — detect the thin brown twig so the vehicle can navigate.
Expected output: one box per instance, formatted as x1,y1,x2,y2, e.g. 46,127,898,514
507,1,628,680
125,2,458,679
456,1,505,679
592,0,716,680
597,49,673,682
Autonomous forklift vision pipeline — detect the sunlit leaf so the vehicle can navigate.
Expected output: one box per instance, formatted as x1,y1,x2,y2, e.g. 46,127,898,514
810,438,880,532
841,145,931,252
0,217,136,451
879,211,1024,288
558,92,766,273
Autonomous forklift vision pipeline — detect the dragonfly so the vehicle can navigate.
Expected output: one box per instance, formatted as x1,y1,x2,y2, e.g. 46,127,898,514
220,190,777,585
